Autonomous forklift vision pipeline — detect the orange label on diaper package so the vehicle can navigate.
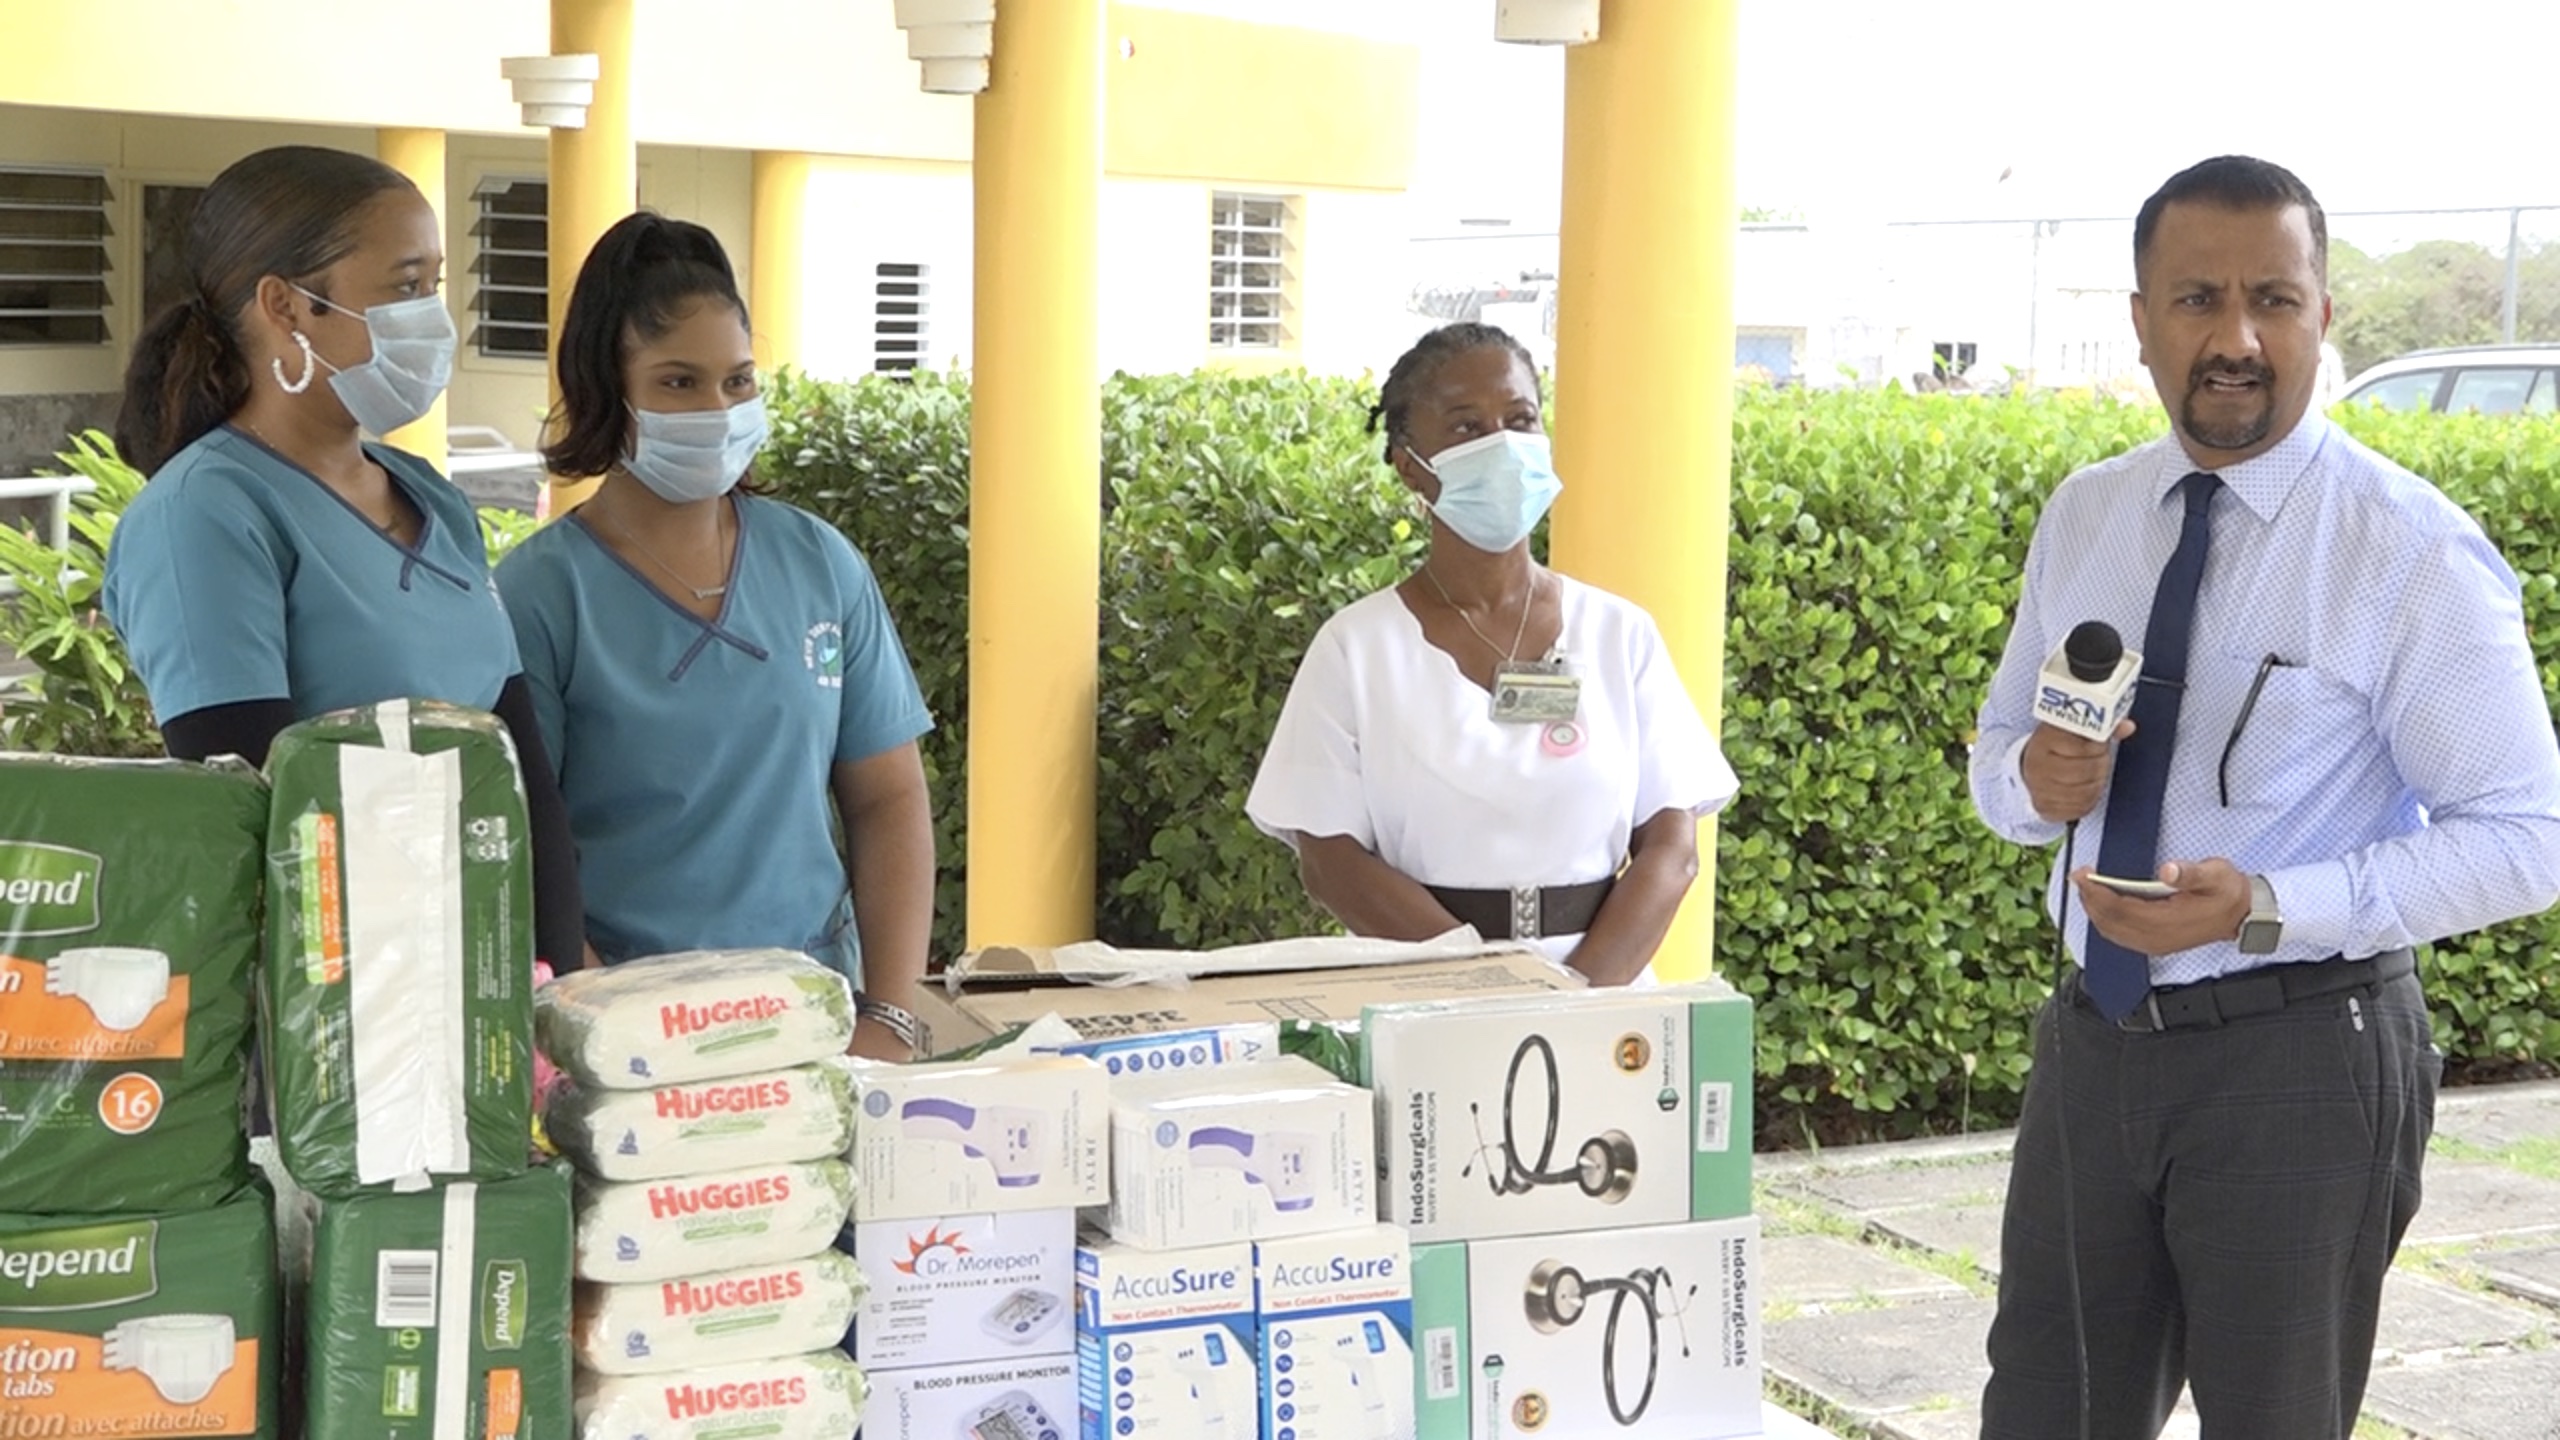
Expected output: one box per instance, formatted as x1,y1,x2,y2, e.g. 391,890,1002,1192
298,812,347,986
484,1368,524,1439
0,957,188,1062
0,1327,261,1435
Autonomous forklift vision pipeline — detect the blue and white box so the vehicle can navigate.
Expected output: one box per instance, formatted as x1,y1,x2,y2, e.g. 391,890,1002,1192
845,1208,1078,1370
1052,1022,1283,1077
1256,1223,1416,1440
1108,1055,1375,1250
848,1055,1110,1220
1075,1234,1261,1440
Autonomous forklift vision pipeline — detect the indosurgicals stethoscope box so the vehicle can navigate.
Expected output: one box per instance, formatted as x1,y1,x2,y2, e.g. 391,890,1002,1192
1075,1233,1262,1440
843,1207,1077,1370
847,1055,1110,1221
1361,981,1754,1244
1106,1054,1376,1250
1254,1223,1416,1440
1410,1216,1762,1440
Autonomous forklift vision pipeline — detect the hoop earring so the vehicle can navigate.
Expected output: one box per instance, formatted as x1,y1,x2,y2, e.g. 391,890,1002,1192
271,331,317,395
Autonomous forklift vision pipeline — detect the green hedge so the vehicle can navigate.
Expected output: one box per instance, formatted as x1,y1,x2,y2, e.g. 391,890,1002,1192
764,372,2560,1140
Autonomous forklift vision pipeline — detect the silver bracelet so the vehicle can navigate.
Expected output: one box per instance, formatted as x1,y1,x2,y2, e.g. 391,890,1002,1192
854,995,920,1051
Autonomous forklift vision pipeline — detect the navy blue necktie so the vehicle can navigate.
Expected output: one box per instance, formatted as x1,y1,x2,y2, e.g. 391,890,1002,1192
2084,471,2223,1021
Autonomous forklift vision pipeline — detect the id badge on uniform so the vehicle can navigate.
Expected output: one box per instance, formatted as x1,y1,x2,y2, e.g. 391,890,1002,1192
1491,658,1581,724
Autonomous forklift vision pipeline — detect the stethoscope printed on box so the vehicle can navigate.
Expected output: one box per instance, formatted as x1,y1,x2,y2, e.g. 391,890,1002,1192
1494,1259,1698,1427
1465,1034,1675,1204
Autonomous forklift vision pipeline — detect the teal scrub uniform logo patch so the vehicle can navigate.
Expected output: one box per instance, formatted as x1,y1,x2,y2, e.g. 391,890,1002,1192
803,622,846,690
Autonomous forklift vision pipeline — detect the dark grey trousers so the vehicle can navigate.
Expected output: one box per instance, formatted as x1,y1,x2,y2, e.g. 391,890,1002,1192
1980,968,2439,1440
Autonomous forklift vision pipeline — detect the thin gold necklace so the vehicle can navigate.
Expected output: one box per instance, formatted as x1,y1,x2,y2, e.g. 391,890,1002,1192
610,498,730,601
1423,562,1537,664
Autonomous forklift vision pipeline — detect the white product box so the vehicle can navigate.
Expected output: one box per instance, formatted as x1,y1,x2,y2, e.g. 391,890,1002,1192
846,1208,1077,1370
1107,1055,1375,1250
1255,1224,1416,1440
1409,1217,1761,1440
1362,982,1755,1244
849,1056,1109,1220
1074,1234,1261,1440
860,1352,1080,1440
1052,1022,1282,1077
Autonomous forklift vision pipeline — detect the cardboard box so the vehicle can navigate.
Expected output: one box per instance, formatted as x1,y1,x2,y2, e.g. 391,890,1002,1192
1362,981,1754,1244
1255,1224,1415,1440
845,1208,1077,1370
859,1352,1079,1440
1073,1234,1260,1440
1052,1022,1282,1077
1108,1056,1375,1250
849,1056,1109,1221
914,940,1578,1057
1410,1217,1761,1440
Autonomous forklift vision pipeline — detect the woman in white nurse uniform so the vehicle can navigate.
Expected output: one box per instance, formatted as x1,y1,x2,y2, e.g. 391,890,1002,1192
1246,323,1738,985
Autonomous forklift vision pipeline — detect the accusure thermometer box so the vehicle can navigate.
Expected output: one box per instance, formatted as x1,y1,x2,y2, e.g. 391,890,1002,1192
848,1056,1109,1221
1050,1022,1283,1077
1362,981,1754,1244
1073,1234,1260,1440
1107,1055,1374,1250
1254,1223,1415,1440
845,1208,1077,1370
860,1353,1079,1440
1411,1217,1761,1440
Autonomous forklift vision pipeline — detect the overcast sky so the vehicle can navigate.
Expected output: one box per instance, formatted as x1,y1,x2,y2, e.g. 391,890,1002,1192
1401,0,2560,231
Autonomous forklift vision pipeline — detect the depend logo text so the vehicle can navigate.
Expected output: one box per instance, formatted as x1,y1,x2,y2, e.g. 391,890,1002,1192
481,1259,528,1351
0,843,102,938
0,1223,157,1312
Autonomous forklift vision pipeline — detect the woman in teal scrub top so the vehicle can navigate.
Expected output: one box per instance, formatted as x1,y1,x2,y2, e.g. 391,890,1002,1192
102,145,583,973
495,212,936,1061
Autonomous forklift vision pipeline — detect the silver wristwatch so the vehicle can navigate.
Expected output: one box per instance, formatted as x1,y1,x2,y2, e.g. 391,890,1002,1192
854,995,922,1053
2237,873,2283,955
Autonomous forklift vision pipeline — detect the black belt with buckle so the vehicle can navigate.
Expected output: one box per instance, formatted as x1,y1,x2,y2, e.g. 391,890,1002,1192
1426,878,1615,941
2093,947,2418,1032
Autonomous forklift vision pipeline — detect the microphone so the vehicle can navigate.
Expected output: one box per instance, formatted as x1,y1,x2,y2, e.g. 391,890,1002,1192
2032,620,2141,743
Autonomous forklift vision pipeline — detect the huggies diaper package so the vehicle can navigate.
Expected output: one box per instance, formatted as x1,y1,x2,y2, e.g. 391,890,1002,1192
573,1249,866,1376
302,1164,575,1440
0,1183,281,1437
1362,981,1755,1244
263,699,536,1196
542,1058,857,1182
0,754,267,1214
1073,1234,1260,1440
1409,1216,1761,1440
843,1208,1077,1370
535,950,854,1091
1107,1056,1375,1250
572,1159,857,1284
573,1347,870,1439
846,1056,1108,1221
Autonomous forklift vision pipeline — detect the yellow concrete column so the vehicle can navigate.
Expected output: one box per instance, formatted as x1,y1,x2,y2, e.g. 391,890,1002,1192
377,127,449,472
544,0,637,513
749,152,813,375
1549,0,1740,982
966,0,1105,947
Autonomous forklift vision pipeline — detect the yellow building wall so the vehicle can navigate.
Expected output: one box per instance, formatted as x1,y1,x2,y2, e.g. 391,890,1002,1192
1106,5,1415,192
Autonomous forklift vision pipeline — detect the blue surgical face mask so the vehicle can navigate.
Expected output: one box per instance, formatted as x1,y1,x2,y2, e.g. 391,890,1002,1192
1410,430,1563,553
292,283,456,437
625,396,769,504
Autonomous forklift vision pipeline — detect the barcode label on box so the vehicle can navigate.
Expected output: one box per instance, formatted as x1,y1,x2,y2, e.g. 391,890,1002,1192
1424,1326,1461,1400
1697,1082,1734,1153
376,1250,440,1328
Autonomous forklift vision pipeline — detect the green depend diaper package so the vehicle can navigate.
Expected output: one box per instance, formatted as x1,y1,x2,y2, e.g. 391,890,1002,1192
263,699,535,1197
0,1181,281,1437
303,1164,573,1439
0,753,268,1215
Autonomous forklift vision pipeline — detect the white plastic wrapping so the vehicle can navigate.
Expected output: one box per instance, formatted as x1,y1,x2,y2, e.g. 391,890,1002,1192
574,1249,867,1376
536,949,854,1090
573,1158,857,1284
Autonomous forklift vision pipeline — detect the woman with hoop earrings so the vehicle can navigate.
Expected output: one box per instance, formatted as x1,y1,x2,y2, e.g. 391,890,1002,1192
1246,322,1738,985
102,144,584,977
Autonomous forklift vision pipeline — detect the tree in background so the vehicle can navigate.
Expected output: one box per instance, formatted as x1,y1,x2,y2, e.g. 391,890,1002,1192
2330,236,2560,375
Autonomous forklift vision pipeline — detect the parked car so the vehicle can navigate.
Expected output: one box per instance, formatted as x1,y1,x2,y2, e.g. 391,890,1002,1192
2334,344,2560,415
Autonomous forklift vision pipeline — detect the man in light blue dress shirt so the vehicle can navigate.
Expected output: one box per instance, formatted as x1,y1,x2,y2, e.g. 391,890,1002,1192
1970,156,2560,1438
